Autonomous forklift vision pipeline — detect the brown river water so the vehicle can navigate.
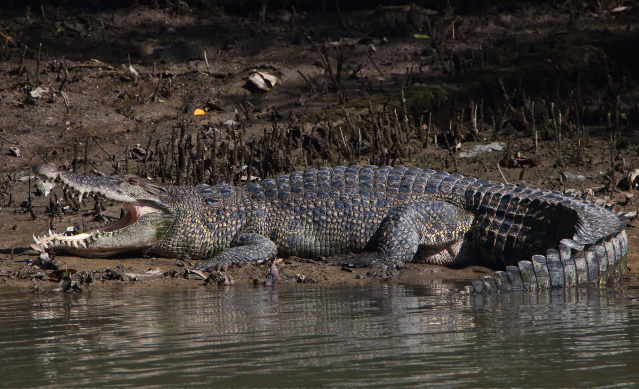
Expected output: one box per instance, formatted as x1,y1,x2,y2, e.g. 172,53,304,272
1,283,639,388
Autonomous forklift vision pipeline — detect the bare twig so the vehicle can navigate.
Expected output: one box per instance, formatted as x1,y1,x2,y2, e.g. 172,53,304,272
0,135,19,145
363,45,384,77
304,34,339,89
497,164,509,184
17,45,28,75
84,135,90,172
92,135,112,159
151,73,163,102
51,87,69,113
67,62,116,71
35,43,41,86
335,2,347,30
296,69,316,95
532,101,537,154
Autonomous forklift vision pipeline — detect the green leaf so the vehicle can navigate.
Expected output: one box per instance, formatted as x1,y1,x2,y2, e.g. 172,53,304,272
56,28,62,35
157,99,165,103
413,33,431,39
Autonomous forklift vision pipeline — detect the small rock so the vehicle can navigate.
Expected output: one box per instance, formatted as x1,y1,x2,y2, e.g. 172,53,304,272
222,120,239,128
459,142,505,158
562,172,586,181
8,147,21,157
29,87,49,99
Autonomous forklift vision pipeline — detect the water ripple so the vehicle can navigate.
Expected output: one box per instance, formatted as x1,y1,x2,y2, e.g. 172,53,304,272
0,285,638,387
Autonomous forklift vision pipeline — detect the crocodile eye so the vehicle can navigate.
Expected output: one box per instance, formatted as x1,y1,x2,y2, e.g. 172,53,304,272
128,178,139,185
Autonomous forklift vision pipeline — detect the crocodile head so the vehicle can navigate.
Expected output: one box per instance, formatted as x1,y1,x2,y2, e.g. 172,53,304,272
32,163,174,257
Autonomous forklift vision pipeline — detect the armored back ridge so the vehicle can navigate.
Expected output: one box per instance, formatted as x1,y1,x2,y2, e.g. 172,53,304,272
32,163,628,292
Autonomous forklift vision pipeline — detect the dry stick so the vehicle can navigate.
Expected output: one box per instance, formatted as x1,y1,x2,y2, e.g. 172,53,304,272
497,164,509,184
84,135,90,172
100,20,106,44
425,111,432,149
335,1,347,30
532,101,537,154
609,114,616,192
152,73,163,102
58,67,68,91
471,102,478,138
0,135,19,145
304,34,339,91
35,43,41,86
72,138,79,172
443,121,459,173
426,18,454,74
51,87,70,113
558,111,562,149
296,69,316,95
41,5,47,22
480,98,484,133
91,135,112,159
242,92,250,121
363,45,384,77
28,175,36,220
551,102,559,156
67,63,116,71
15,42,27,75
400,89,409,135
204,50,210,69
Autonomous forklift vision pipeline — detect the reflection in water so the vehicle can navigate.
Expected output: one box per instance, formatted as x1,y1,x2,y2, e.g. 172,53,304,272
1,284,639,387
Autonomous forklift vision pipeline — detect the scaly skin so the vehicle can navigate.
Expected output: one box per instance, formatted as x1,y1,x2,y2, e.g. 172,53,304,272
32,163,628,292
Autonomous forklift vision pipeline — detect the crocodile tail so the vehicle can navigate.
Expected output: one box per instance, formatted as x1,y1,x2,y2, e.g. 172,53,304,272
459,183,628,295
572,201,626,245
463,183,626,268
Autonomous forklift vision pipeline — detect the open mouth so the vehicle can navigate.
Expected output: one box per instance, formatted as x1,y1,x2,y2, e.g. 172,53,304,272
33,201,160,250
31,164,166,253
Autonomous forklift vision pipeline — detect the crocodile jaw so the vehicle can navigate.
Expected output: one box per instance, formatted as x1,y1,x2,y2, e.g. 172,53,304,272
32,163,171,257
34,202,165,257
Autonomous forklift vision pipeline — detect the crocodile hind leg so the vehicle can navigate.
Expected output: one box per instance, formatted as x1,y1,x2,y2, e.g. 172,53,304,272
195,233,278,271
326,201,474,269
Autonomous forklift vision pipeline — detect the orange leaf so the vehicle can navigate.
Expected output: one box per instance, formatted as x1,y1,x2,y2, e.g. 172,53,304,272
194,108,206,116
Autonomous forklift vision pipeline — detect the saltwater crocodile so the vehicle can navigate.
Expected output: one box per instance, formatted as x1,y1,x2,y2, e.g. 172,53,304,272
32,162,628,292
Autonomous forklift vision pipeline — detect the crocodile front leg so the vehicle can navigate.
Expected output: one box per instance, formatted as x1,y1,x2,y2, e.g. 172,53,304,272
196,233,277,271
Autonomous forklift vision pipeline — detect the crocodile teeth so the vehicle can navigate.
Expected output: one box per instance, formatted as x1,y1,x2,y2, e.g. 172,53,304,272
72,241,79,249
41,242,49,249
79,241,87,248
33,235,38,243
48,229,53,236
